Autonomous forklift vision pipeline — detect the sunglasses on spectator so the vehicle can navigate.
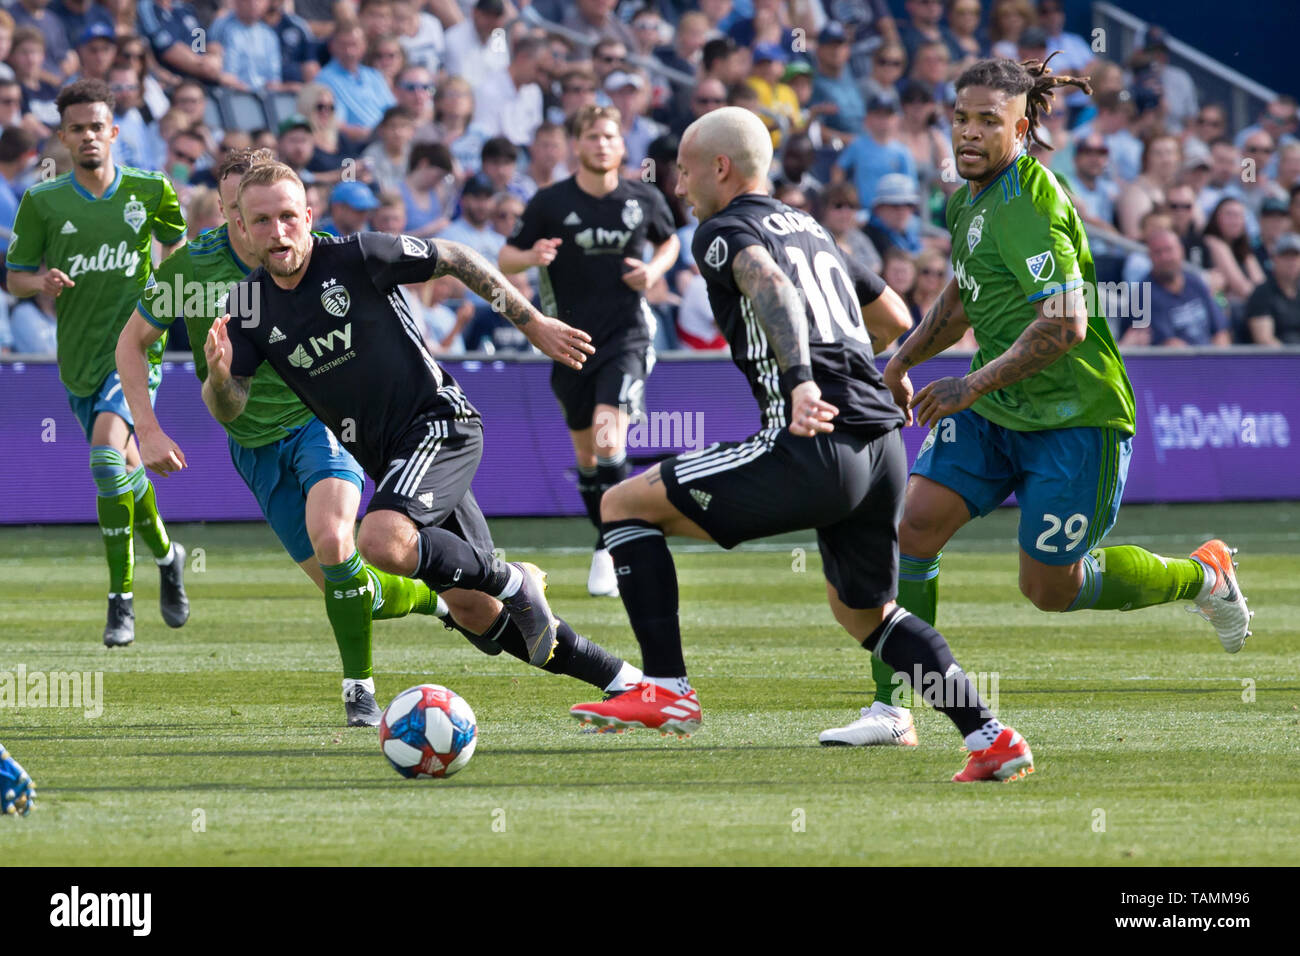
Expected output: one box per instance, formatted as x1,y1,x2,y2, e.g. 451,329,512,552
694,96,725,105
920,268,946,276
1245,144,1274,153
565,86,596,95
0,96,20,106
120,50,145,60
1197,115,1224,126
493,209,520,220
1167,202,1193,210
597,53,625,62
400,81,433,93
1077,146,1109,154
831,202,857,210
877,58,904,67
110,83,138,93
315,103,335,112
171,150,201,164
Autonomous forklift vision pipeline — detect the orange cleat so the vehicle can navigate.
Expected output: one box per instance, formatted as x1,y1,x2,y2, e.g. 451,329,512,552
570,682,702,737
952,728,1035,782
1189,539,1252,653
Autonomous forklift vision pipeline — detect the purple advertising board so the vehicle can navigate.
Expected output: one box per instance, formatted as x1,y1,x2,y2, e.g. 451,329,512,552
1,350,1296,525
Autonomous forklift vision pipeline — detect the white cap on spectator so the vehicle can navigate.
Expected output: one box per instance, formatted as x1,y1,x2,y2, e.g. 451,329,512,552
873,173,921,208
1183,139,1212,170
1275,233,1300,254
605,71,646,92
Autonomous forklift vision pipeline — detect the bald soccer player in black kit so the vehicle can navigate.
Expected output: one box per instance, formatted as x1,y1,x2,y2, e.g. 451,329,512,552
202,161,644,698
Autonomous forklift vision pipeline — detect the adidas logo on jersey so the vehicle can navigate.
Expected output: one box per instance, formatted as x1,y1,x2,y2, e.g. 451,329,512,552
60,220,78,234
268,326,286,343
287,344,313,368
418,492,434,509
690,489,712,511
563,212,582,226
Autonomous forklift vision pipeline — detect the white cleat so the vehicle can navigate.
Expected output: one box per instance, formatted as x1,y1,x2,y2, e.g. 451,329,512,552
1188,539,1253,654
587,548,619,597
819,701,919,747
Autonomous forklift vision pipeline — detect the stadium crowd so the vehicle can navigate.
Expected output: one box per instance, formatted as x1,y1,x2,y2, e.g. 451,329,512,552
0,0,1297,356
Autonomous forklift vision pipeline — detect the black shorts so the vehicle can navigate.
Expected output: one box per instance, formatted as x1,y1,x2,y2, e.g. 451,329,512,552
367,416,493,553
550,341,650,431
662,426,906,609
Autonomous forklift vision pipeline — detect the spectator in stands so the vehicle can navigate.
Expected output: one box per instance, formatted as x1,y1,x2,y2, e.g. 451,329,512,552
8,290,56,354
1245,232,1300,344
822,180,882,276
1180,138,1213,196
1238,130,1287,226
390,0,443,73
0,125,33,253
322,180,379,237
1198,137,1246,219
479,135,532,201
588,37,628,98
0,78,20,134
552,68,598,127
857,42,907,109
1130,228,1230,347
1033,0,1089,72
364,33,407,92
563,0,635,49
474,33,545,147
395,64,435,142
411,274,472,354
771,131,822,193
357,0,394,42
115,34,167,123
211,0,284,93
988,0,1034,60
832,93,914,209
1236,95,1299,156
11,27,59,131
865,172,924,256
264,0,318,86
432,76,488,177
747,43,800,147
72,22,116,82
629,6,665,59
522,121,566,194
437,173,505,262
674,77,726,139
810,23,864,139
11,0,74,82
401,141,452,237
1275,142,1300,195
317,20,396,138
360,105,415,194
1167,182,1209,271
137,0,242,89
773,181,810,212
881,246,916,300
898,80,952,196
1136,27,1196,131
490,191,524,240
606,69,663,173
371,189,406,233
184,185,222,237
1185,103,1228,155
1117,133,1180,239
1120,207,1173,288
275,113,319,183
946,0,985,69
106,63,151,168
898,0,960,64
654,9,707,77
164,128,204,204
0,11,14,84
1254,196,1290,275
912,247,965,340
1068,133,1120,245
1073,90,1141,183
910,40,956,108
1203,196,1266,311
295,0,340,39
442,0,509,89
297,82,362,181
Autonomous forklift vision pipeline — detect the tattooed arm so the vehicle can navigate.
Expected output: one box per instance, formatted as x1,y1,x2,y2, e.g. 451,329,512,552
732,245,839,437
431,238,594,369
200,314,252,423
889,277,972,372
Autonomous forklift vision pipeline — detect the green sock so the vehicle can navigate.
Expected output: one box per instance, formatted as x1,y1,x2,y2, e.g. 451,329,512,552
128,466,172,560
366,566,439,620
877,553,942,709
90,446,135,594
321,551,374,680
1067,546,1206,612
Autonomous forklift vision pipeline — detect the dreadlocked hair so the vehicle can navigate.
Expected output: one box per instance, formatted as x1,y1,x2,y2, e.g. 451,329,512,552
955,52,1093,149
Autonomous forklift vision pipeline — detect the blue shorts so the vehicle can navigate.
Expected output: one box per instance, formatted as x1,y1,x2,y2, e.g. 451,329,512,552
229,417,365,563
911,408,1132,566
67,366,161,441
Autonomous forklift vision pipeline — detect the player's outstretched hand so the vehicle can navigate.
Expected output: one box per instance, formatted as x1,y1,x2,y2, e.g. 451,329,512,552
0,746,35,816
533,237,562,266
882,358,915,426
526,315,595,370
911,375,977,429
621,257,651,291
205,314,234,386
139,428,187,476
789,380,838,437
41,268,75,298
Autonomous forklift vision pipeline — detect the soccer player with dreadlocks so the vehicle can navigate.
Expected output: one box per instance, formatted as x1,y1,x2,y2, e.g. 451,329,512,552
819,55,1255,752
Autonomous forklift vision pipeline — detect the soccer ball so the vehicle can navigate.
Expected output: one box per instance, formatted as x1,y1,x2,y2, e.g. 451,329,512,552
379,684,477,778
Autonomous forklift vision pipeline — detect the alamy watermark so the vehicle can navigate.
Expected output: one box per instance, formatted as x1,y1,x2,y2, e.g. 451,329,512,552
595,403,706,452
0,665,103,718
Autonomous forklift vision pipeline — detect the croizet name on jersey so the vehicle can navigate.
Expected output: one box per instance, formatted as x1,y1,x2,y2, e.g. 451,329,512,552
953,257,981,301
67,241,141,279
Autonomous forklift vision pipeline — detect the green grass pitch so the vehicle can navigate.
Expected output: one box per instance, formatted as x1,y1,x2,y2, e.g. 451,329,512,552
2,502,1297,865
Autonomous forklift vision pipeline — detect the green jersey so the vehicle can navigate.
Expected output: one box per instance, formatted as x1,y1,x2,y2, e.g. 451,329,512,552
6,165,186,396
139,224,314,448
946,154,1136,436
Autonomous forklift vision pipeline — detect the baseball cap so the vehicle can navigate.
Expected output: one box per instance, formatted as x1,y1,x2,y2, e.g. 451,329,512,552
1182,138,1211,169
1275,232,1300,254
604,70,646,92
1019,26,1049,49
1143,26,1171,53
1261,197,1290,217
330,180,380,211
277,113,313,137
873,173,920,208
818,22,847,45
461,173,496,197
783,60,813,82
77,21,116,47
474,0,506,16
866,92,901,114
753,43,789,65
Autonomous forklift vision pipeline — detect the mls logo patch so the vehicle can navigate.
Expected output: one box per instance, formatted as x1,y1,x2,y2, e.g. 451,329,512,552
320,279,351,317
621,198,643,230
123,195,147,233
703,236,728,270
400,234,428,258
966,213,984,253
1025,250,1055,282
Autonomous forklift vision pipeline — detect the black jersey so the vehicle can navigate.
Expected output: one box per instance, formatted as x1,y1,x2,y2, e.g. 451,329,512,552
692,194,905,439
223,232,477,478
507,176,676,354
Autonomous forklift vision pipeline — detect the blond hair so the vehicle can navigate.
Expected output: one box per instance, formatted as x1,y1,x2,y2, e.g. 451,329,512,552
684,106,773,181
235,161,306,212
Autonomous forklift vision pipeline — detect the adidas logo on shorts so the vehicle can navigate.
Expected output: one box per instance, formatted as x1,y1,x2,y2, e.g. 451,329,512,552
268,326,286,343
690,489,712,511
418,492,434,509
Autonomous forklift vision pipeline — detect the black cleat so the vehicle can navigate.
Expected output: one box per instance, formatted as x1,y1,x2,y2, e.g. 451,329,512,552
159,542,190,628
343,684,382,727
103,594,135,647
501,562,558,667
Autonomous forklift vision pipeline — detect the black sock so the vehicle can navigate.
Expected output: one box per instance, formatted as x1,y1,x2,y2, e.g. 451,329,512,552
863,607,992,737
482,611,624,689
602,518,684,677
596,452,629,507
441,606,507,656
414,526,511,593
576,464,604,545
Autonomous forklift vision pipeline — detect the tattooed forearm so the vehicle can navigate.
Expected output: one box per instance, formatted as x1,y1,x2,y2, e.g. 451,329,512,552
732,245,809,373
433,239,534,328
894,280,969,370
967,296,1086,397
202,375,251,423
